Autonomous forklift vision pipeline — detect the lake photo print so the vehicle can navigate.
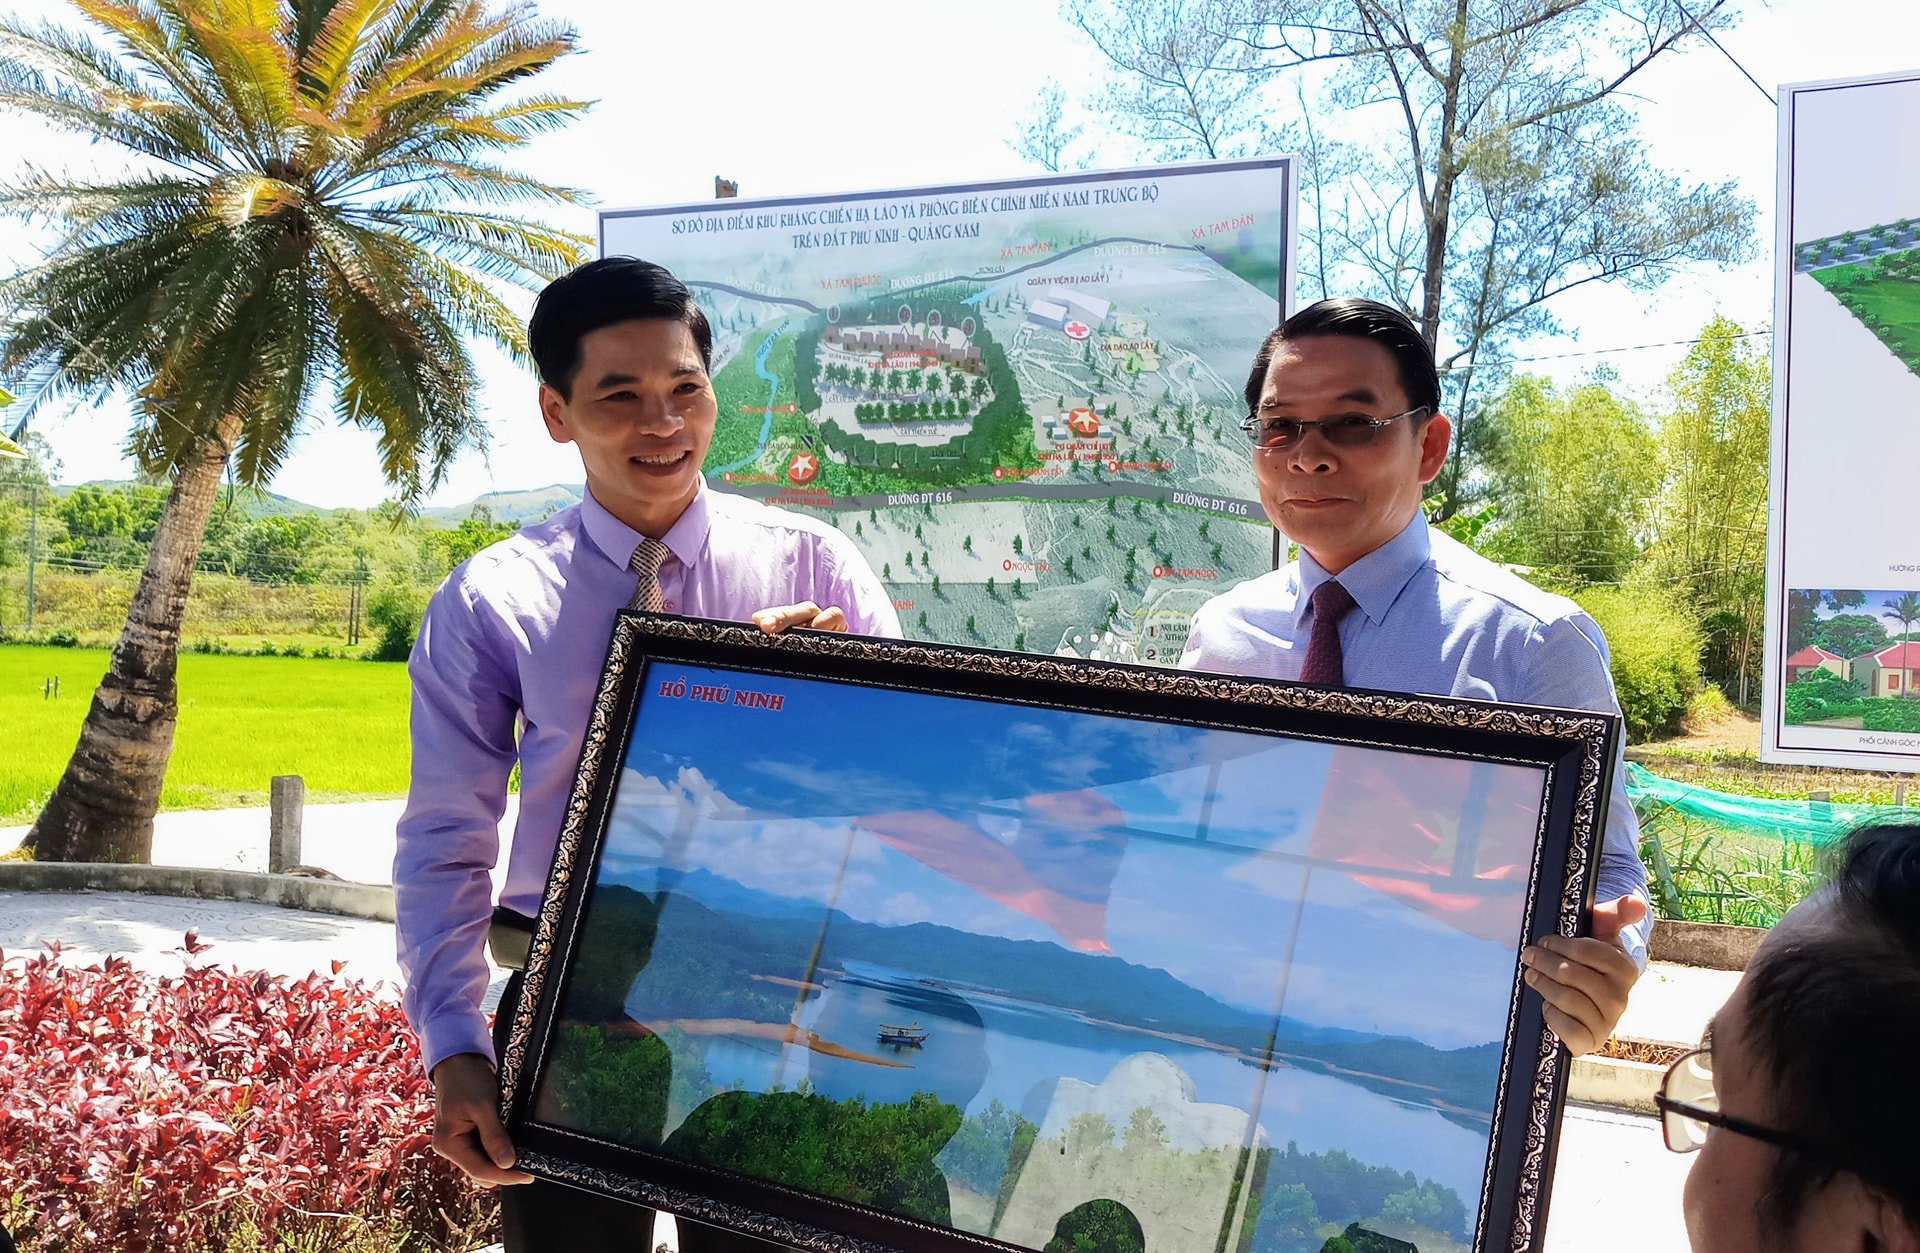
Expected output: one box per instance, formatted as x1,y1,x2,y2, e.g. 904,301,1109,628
531,659,1551,1253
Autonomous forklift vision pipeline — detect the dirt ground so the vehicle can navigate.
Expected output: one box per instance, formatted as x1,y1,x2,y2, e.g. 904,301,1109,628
1629,707,1916,805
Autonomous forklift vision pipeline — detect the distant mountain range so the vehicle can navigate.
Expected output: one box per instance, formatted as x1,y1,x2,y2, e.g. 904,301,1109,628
60,479,585,527
588,874,1504,1117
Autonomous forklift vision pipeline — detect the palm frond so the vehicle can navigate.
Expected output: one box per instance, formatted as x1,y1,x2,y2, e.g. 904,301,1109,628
227,254,325,486
69,0,253,156
310,210,485,499
350,201,584,283
173,0,298,157
0,17,229,172
4,0,582,506
295,0,397,112
0,171,208,236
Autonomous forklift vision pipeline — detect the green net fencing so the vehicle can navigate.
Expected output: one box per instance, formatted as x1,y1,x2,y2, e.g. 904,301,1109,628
1623,761,1917,926
1623,762,1912,843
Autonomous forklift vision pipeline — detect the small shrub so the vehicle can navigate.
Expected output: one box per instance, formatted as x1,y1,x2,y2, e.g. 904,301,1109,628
1685,683,1732,724
0,941,495,1252
1574,583,1702,741
365,580,426,663
1862,698,1920,733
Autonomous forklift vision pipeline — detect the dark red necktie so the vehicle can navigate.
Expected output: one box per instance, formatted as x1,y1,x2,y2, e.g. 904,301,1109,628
1299,579,1356,686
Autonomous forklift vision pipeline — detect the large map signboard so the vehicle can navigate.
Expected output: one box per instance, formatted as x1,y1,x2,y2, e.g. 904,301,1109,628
1763,71,1920,770
600,159,1295,664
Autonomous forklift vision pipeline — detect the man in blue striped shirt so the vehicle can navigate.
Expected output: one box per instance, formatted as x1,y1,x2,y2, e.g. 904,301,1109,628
1181,297,1651,1056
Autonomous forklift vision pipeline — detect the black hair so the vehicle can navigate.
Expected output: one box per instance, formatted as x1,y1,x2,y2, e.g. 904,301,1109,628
527,256,713,398
1741,822,1920,1232
1243,297,1443,418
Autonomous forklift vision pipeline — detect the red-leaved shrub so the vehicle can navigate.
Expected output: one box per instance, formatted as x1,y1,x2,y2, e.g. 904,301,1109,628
0,939,496,1252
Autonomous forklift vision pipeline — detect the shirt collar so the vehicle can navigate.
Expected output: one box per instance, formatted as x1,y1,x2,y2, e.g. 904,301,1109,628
579,480,714,573
1296,511,1433,625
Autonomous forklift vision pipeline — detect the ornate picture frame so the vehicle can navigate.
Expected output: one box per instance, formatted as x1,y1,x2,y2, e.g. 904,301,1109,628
499,613,1617,1253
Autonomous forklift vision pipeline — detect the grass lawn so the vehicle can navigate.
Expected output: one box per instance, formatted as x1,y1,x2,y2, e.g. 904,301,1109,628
2,645,410,824
1812,261,1920,371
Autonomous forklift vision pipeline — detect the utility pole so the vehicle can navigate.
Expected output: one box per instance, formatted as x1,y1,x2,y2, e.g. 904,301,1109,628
26,479,36,633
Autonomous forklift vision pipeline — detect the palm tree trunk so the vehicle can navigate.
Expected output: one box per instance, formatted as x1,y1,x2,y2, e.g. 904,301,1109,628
25,414,240,862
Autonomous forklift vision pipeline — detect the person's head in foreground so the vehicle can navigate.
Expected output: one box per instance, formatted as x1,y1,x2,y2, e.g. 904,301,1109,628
1241,297,1450,573
1661,822,1920,1252
529,256,716,538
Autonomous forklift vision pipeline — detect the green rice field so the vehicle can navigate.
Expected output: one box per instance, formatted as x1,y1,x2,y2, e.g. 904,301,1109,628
2,645,410,824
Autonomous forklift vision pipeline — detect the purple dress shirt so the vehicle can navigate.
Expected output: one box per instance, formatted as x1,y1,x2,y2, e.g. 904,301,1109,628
395,485,902,1073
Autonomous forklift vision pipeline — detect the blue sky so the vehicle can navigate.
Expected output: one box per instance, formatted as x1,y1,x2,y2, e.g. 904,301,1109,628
4,0,1919,505
1806,590,1920,622
597,662,1540,1049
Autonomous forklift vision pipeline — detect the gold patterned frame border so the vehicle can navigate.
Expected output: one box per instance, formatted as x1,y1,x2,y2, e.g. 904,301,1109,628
498,613,1615,1253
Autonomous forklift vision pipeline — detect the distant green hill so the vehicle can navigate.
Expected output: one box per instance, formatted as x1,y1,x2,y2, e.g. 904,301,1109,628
574,883,1503,1117
419,483,582,526
65,478,330,520
55,479,584,527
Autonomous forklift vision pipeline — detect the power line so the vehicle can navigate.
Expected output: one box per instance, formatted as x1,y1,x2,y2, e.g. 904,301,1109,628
1498,329,1771,366
1671,0,1777,107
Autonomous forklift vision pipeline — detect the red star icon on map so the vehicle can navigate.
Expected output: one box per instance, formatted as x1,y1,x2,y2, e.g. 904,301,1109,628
1067,408,1100,438
786,452,819,485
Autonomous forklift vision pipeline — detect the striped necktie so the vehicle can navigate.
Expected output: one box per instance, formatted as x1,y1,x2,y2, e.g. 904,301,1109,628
627,538,670,613
1299,579,1356,686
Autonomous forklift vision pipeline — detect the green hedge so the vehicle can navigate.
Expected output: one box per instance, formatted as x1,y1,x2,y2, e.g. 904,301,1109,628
1574,583,1702,742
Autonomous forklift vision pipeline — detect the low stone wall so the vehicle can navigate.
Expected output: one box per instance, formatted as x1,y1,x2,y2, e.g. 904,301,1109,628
0,862,394,922
1648,918,1764,970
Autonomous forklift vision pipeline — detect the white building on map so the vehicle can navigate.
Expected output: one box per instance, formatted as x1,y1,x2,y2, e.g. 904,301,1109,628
1059,290,1111,328
1027,298,1069,330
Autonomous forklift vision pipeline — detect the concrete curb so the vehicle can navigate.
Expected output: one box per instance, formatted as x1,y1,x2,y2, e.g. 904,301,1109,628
1567,1055,1664,1115
0,862,395,922
1648,919,1764,970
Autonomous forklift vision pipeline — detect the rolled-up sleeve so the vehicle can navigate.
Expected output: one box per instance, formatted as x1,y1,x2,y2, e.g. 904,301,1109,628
394,578,519,1073
1524,615,1654,969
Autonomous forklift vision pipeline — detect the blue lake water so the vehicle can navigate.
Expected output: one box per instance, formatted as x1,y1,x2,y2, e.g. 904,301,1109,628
652,960,1492,1206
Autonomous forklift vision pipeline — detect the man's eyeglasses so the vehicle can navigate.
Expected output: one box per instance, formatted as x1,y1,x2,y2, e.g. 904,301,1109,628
1240,405,1430,450
1654,1047,1812,1155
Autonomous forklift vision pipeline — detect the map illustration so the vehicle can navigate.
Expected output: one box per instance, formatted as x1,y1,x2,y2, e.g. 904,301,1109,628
600,160,1295,663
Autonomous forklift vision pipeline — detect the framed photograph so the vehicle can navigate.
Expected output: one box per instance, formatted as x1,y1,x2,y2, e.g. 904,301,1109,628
499,614,1618,1253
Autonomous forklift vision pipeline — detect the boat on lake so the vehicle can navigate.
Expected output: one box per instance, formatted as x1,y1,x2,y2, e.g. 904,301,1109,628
876,1021,928,1048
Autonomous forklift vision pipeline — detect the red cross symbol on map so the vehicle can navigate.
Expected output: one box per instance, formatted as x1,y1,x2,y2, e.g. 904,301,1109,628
1064,320,1092,341
786,452,819,485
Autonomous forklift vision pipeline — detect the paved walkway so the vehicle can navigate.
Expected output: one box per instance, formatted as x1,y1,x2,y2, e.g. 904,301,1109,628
0,796,518,889
1,801,1725,1252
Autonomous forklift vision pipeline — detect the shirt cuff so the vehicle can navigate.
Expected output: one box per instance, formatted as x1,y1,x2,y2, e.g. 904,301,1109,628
1616,894,1653,972
417,1009,498,1078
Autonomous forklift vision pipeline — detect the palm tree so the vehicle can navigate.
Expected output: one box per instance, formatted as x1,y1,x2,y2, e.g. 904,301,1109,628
1884,593,1920,697
1,0,588,862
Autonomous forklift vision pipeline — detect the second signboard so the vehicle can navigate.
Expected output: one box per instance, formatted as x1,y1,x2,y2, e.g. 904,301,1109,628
600,159,1296,666
1764,70,1920,771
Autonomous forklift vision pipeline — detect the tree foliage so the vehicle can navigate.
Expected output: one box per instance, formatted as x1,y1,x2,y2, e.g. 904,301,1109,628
1478,372,1656,584
0,0,588,861
1573,581,1702,741
1648,317,1770,694
1051,0,1756,516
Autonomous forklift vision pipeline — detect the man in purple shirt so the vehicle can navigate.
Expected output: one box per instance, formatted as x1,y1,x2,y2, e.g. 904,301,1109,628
395,258,899,1251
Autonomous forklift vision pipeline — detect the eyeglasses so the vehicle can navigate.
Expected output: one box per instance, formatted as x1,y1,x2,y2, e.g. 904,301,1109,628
1240,405,1430,450
1654,1047,1812,1155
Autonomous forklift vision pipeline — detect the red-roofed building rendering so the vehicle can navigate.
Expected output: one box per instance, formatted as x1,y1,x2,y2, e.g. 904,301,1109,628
1784,644,1850,684
1854,641,1920,698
